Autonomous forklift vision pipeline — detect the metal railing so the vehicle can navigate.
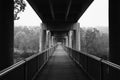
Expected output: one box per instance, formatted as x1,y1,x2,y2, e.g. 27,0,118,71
0,45,58,80
63,46,120,80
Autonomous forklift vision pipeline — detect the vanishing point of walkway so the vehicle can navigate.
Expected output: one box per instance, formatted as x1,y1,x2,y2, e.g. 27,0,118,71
35,45,91,80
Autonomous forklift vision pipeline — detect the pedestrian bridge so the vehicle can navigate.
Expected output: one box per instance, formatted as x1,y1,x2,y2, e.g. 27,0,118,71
0,0,120,80
0,44,120,80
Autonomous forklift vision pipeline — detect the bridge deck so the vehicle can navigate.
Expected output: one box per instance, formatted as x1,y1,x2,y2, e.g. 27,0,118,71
35,45,91,80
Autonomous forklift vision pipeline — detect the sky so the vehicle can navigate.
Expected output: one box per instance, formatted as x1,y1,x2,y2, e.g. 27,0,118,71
14,0,42,27
14,0,108,27
78,0,108,27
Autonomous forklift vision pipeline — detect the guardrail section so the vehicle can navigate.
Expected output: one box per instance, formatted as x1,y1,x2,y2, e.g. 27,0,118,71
63,46,120,80
0,45,57,80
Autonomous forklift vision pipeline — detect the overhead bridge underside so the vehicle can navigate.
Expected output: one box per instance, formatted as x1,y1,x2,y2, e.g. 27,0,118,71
27,0,93,30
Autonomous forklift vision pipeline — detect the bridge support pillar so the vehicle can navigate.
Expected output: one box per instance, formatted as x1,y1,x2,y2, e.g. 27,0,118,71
51,36,54,46
109,0,120,65
68,30,73,48
72,30,77,49
76,23,81,51
39,24,47,51
0,0,14,70
39,24,54,52
45,30,51,49
51,36,56,46
71,23,81,51
65,36,69,47
108,2,120,80
48,31,52,48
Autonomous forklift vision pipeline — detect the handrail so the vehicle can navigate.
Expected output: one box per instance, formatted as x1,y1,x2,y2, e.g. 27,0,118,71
63,46,102,61
25,53,39,61
63,45,120,80
64,46,120,70
0,44,57,80
102,59,120,70
24,45,58,61
0,60,25,76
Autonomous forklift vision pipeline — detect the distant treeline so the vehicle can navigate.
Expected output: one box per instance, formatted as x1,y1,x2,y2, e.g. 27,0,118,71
14,26,109,63
80,27,109,60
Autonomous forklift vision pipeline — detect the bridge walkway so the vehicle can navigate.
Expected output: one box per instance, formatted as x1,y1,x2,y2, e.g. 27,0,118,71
35,45,90,80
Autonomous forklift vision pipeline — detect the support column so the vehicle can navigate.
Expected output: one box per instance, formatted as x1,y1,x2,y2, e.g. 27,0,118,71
45,30,49,49
109,0,120,65
51,36,54,47
68,30,73,48
39,24,47,52
39,27,43,52
48,31,52,48
68,34,69,47
109,1,120,79
72,30,76,49
42,30,47,50
76,23,81,51
71,23,81,51
65,36,68,47
51,36,56,46
0,0,14,70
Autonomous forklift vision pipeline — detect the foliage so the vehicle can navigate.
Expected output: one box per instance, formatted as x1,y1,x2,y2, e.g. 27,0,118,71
80,27,109,60
14,31,28,51
14,0,26,20
14,26,40,51
14,26,40,63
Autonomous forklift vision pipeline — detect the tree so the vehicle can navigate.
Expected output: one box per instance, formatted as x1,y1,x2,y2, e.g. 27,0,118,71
80,27,109,59
14,0,26,20
27,27,40,51
94,33,109,59
14,26,40,63
84,28,99,53
14,31,28,51
80,28,86,52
